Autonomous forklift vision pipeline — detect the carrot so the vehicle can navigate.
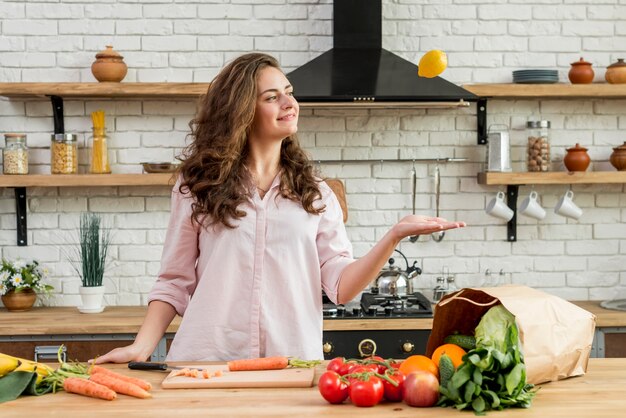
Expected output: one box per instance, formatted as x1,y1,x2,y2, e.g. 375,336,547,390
90,364,152,391
89,373,152,399
202,369,210,379
227,356,320,371
63,377,117,401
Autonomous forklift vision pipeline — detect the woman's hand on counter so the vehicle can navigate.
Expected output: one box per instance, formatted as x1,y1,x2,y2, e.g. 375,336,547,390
91,343,150,364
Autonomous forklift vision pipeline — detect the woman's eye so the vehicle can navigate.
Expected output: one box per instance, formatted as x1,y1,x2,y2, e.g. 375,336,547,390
287,91,294,96
266,96,277,101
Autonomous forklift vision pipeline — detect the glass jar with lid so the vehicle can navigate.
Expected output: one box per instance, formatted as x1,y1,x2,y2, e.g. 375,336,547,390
3,133,29,175
526,120,551,172
51,133,78,174
89,127,111,174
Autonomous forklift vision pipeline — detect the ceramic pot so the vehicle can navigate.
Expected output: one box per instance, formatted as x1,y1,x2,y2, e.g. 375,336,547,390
568,57,594,84
1,289,37,312
91,46,128,83
610,142,626,171
605,58,626,84
563,143,591,172
78,285,105,313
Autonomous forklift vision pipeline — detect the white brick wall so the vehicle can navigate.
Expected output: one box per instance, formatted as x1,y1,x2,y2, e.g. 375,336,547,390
1,0,625,307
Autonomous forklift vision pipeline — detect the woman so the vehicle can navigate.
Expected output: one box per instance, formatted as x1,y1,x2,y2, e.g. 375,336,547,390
95,53,465,363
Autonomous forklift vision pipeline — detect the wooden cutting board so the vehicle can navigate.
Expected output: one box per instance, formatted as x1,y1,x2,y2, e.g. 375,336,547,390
161,365,315,389
326,178,348,223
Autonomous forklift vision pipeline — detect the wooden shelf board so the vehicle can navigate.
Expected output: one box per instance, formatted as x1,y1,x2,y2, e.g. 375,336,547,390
0,173,175,187
463,83,626,99
477,171,626,185
0,82,211,98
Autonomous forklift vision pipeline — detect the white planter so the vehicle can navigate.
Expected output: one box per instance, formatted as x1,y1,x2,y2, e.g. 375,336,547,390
78,285,105,314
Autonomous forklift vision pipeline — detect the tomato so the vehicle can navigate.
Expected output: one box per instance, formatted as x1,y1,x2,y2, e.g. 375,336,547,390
326,357,346,374
364,355,389,374
382,369,405,402
348,363,378,375
318,371,349,404
349,375,384,407
387,359,403,370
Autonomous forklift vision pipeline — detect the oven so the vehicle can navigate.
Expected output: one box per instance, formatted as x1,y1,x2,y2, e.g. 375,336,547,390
322,291,433,359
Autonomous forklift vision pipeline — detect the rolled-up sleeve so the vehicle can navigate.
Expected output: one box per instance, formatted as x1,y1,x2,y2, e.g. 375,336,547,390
317,182,355,305
148,179,200,316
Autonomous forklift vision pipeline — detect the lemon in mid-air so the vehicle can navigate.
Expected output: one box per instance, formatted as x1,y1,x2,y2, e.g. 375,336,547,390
418,50,448,78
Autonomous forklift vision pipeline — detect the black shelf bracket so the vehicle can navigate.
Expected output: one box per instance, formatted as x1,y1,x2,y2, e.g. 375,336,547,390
50,95,64,135
506,185,519,242
477,98,487,145
15,187,27,246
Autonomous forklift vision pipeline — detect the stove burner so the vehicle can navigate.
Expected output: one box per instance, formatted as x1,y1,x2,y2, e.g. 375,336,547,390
322,291,433,319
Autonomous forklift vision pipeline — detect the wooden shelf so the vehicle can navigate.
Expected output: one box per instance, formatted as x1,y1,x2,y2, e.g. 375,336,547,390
0,173,175,187
463,83,626,99
477,171,626,185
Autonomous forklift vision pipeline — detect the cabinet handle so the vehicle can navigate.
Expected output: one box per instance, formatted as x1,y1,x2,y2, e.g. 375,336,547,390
358,338,377,357
402,342,415,353
323,342,333,354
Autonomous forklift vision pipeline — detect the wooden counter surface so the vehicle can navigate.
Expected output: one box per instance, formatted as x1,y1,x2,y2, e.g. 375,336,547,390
0,301,623,335
1,358,624,417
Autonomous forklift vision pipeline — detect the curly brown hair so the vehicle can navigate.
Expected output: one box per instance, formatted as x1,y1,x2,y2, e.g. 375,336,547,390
178,53,324,229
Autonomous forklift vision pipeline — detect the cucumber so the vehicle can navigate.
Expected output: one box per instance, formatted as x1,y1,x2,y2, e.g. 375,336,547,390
438,354,455,388
443,334,476,350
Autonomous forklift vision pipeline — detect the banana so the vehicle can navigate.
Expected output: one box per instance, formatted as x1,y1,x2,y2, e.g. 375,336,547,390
0,356,20,376
0,352,54,383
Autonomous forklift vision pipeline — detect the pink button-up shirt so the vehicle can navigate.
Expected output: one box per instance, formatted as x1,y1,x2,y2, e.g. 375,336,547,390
148,175,354,361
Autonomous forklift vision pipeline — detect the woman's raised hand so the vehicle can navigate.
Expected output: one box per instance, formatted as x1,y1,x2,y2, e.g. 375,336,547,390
393,215,466,241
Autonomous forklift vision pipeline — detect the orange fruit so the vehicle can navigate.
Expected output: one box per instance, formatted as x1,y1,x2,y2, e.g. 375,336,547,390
431,343,467,369
398,355,438,379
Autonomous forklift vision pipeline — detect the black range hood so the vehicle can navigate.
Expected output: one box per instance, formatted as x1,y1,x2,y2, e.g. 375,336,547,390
287,0,477,103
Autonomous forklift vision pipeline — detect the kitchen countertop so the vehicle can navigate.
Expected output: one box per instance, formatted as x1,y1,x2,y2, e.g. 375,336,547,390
1,358,624,417
0,301,622,335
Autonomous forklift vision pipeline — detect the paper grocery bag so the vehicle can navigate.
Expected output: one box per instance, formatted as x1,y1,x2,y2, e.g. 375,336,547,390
425,285,596,385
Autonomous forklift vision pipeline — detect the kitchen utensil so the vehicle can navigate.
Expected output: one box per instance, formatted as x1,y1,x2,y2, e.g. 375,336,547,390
555,190,583,220
431,165,445,242
326,178,348,223
128,361,209,372
563,143,591,172
486,125,512,172
609,142,626,171
91,45,128,82
568,57,594,84
605,58,626,84
409,165,419,243
485,191,514,221
600,299,626,311
160,364,315,389
512,69,558,84
371,249,421,297
519,190,546,220
141,162,179,173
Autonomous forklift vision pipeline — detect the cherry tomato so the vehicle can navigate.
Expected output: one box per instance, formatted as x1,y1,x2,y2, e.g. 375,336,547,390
318,371,349,404
339,360,359,376
348,363,378,375
387,359,403,370
326,357,346,374
349,375,384,407
382,369,405,402
364,355,389,374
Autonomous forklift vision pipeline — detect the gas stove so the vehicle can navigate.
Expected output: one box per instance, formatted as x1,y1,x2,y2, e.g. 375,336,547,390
322,291,433,319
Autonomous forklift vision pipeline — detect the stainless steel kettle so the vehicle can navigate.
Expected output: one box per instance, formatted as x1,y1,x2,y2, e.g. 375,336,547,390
370,249,422,297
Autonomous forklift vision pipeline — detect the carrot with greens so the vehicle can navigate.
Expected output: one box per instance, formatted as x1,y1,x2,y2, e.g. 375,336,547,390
89,373,151,399
63,377,117,401
227,356,320,371
89,365,152,391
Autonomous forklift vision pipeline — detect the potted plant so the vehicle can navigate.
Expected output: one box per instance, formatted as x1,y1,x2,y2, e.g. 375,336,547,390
0,259,53,312
69,213,111,313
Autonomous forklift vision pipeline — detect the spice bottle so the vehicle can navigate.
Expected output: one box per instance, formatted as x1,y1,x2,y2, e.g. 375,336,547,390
526,120,551,172
51,133,78,174
3,133,29,175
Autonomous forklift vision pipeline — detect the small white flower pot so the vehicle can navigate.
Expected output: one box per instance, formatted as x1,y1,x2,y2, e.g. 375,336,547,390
78,285,105,313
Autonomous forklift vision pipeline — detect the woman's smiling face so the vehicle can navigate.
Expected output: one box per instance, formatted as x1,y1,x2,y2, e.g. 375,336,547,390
250,66,299,142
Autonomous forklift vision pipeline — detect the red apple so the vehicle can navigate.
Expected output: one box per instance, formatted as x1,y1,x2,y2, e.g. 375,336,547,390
402,371,440,407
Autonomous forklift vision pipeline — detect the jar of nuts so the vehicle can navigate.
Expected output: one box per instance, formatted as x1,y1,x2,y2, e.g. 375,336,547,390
3,133,29,175
51,133,78,174
526,120,551,172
